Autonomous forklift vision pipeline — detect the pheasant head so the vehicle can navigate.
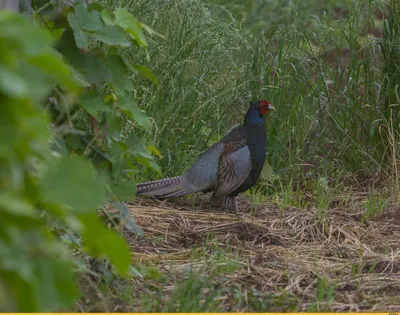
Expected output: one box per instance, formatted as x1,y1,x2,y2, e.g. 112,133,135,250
244,99,275,124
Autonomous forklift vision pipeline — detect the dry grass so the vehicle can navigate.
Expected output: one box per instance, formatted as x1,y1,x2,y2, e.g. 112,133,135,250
100,194,400,312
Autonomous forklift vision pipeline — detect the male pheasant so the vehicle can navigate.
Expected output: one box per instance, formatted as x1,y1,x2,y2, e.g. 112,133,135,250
136,100,274,212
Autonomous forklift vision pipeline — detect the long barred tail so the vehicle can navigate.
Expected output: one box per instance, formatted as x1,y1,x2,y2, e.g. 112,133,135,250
136,176,197,198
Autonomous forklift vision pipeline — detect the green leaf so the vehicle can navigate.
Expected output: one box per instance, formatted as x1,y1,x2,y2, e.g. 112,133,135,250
93,25,130,47
129,265,143,278
72,69,91,88
134,157,161,174
141,22,166,40
64,134,81,152
131,63,159,86
148,145,162,158
0,193,36,217
87,2,105,13
129,104,150,129
108,141,130,179
114,8,148,48
18,63,56,100
113,202,143,235
73,2,103,31
39,156,107,213
111,181,136,201
58,30,110,84
79,91,112,120
82,52,112,85
104,55,133,95
0,210,41,230
126,134,161,174
106,112,123,141
50,135,69,156
34,258,79,311
67,13,88,49
117,92,150,129
79,214,131,276
0,62,59,101
0,66,29,98
126,134,151,158
0,12,54,56
260,162,277,184
101,9,115,25
2,271,36,311
27,53,80,93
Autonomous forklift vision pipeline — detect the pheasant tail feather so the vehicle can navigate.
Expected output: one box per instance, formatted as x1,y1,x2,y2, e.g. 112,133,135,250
137,176,195,198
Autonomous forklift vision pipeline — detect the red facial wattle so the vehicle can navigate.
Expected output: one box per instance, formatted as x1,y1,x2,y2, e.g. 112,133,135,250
258,100,270,115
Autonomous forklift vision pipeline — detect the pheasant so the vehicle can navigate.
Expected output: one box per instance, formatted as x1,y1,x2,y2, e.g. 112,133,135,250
136,100,275,212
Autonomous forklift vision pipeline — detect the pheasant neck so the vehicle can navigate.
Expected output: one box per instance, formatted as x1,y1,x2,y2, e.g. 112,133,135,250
244,109,265,125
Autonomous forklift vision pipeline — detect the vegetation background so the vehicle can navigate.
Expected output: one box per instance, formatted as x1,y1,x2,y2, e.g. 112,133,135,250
0,0,399,312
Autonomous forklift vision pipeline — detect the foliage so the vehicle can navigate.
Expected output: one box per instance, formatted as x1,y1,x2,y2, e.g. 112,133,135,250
0,0,160,311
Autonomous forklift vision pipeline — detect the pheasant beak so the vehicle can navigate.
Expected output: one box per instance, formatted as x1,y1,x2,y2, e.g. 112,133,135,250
267,104,275,111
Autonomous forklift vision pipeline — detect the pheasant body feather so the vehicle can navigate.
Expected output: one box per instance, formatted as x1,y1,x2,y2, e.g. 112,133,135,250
136,100,274,212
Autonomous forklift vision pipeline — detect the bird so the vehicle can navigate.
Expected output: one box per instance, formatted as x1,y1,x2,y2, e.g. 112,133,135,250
136,100,275,212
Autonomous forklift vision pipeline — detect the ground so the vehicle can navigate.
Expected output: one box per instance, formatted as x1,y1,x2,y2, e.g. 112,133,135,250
78,194,400,312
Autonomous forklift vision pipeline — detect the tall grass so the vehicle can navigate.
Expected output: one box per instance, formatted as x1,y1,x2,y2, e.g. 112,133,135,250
104,0,400,194
110,0,251,178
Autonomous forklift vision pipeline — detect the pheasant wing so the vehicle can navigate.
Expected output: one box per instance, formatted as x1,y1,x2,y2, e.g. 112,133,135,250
213,144,252,197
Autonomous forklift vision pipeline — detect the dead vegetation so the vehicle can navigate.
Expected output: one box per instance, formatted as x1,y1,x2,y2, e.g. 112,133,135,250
99,195,400,312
